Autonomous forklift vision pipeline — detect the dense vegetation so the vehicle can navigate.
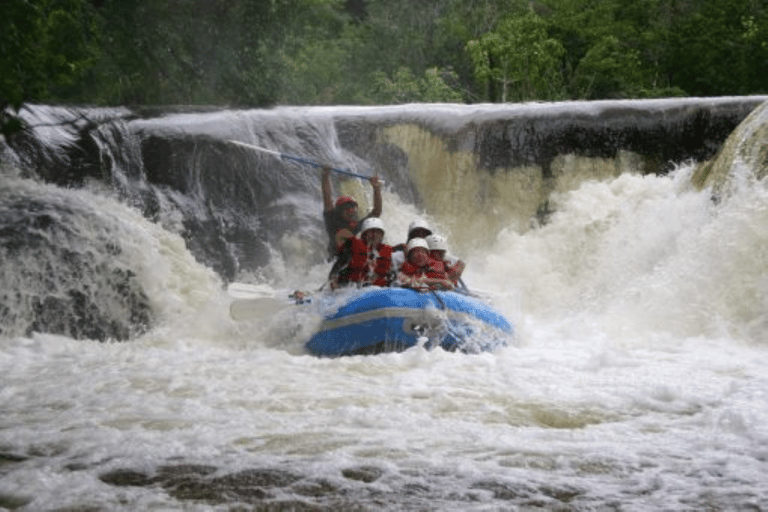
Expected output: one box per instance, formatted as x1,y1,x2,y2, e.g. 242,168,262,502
2,0,767,134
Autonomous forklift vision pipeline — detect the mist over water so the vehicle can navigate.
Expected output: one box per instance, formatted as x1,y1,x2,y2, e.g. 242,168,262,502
2,101,768,510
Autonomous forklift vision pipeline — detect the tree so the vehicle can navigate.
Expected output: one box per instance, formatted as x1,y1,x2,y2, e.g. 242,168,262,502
434,0,530,101
86,0,260,105
1,0,99,137
670,0,768,96
5,0,767,112
467,12,565,102
331,0,455,103
571,35,643,99
263,0,353,105
367,67,463,104
540,0,617,91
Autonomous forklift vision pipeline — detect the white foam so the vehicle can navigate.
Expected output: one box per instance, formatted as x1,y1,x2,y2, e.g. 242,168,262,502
2,133,768,510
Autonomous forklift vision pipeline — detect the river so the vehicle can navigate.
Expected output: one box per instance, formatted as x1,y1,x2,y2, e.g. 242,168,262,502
1,100,767,510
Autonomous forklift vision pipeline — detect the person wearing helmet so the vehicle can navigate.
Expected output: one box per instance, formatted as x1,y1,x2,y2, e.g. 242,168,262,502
406,219,432,241
426,234,465,285
330,217,393,289
391,218,433,272
396,238,453,291
322,166,382,261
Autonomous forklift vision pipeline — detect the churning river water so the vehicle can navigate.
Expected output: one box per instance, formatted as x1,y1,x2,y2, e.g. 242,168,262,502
1,101,768,510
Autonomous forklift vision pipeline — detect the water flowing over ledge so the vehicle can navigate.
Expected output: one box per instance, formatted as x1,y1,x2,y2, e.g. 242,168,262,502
693,99,768,194
1,97,767,340
4,97,766,273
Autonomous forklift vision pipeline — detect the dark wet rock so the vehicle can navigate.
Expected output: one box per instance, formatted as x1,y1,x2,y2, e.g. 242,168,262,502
137,134,273,280
50,506,104,512
99,468,155,487
293,479,341,497
155,463,219,497
247,501,337,511
0,195,153,341
156,463,218,479
64,462,89,471
0,452,28,464
100,465,309,506
471,479,584,509
540,484,582,502
0,494,33,510
167,479,258,503
211,468,303,489
168,468,301,504
470,480,536,500
96,462,593,510
341,465,383,483
401,483,431,496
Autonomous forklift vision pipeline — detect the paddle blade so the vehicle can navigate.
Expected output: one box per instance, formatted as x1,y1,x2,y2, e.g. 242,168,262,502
227,282,292,320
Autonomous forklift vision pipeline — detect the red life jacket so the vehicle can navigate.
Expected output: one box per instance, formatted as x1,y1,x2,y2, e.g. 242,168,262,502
324,210,362,258
337,238,393,287
438,257,465,285
398,258,447,289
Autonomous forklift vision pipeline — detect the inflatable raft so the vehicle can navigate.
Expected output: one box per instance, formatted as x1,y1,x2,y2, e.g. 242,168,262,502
305,287,512,357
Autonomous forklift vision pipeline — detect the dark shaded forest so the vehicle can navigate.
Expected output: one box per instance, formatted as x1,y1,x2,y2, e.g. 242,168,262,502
2,0,768,135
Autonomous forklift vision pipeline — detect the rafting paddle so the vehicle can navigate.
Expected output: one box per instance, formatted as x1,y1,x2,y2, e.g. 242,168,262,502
229,140,383,183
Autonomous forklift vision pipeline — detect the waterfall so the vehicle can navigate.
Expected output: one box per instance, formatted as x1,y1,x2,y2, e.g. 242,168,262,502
1,97,766,340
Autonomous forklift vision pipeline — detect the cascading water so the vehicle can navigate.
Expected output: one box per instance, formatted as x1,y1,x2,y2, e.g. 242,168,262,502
1,98,767,510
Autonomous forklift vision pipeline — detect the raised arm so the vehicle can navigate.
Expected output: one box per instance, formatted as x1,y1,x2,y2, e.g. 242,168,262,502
369,175,383,217
322,167,334,212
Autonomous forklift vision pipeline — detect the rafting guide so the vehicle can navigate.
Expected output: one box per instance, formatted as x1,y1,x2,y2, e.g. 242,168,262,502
322,165,383,259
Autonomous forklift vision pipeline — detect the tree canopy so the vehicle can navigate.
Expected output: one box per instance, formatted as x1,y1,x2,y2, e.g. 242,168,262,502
3,0,767,136
2,0,99,136
467,12,566,102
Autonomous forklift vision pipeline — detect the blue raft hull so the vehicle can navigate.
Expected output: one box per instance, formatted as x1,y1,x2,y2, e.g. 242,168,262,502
305,288,512,357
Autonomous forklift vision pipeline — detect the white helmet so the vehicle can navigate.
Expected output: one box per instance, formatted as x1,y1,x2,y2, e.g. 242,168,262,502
407,219,432,238
426,234,448,252
360,217,385,235
406,237,429,253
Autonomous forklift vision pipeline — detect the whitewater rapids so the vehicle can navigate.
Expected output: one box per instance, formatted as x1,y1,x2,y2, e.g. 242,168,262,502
2,158,767,510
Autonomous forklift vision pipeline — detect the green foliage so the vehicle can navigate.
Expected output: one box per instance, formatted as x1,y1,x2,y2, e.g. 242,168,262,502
277,38,347,105
467,12,565,102
367,67,464,104
3,0,768,115
421,68,465,103
1,0,99,136
572,35,643,99
671,0,768,96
